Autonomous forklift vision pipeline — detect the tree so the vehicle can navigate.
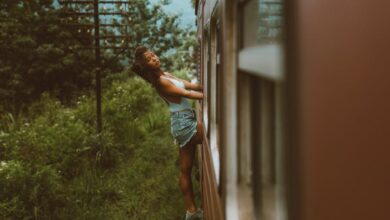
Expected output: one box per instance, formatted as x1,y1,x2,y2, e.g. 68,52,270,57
120,0,184,71
0,0,97,114
0,0,190,114
170,28,197,77
117,0,199,78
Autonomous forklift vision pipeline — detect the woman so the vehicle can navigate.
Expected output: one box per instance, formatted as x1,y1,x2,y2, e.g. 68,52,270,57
131,46,204,220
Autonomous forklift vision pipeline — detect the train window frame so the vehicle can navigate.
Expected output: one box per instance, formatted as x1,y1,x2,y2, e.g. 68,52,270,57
237,72,256,218
237,70,288,220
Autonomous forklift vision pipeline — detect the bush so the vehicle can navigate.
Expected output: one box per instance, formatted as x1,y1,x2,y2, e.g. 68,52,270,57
0,75,193,219
0,160,65,219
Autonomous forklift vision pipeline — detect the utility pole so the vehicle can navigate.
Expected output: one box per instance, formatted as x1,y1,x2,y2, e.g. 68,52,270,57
93,0,102,132
59,0,131,133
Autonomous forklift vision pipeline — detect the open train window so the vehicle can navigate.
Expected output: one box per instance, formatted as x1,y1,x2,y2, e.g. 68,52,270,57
237,0,287,219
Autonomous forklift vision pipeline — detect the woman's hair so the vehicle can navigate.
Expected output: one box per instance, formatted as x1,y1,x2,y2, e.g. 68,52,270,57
131,46,157,86
131,46,151,83
131,46,168,105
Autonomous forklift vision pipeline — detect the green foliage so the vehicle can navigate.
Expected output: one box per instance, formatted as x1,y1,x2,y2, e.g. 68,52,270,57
0,160,65,219
0,0,201,217
121,0,185,72
0,76,201,219
0,0,197,115
0,0,98,114
170,29,198,77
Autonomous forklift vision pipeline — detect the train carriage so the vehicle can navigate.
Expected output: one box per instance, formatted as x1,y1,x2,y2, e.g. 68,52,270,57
193,0,390,220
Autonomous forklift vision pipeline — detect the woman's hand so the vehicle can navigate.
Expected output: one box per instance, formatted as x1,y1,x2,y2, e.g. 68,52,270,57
195,84,203,92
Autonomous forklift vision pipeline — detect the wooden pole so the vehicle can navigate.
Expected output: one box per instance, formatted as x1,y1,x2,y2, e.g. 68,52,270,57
94,0,102,132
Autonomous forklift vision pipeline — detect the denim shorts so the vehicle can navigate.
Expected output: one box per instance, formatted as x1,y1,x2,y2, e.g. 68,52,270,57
170,109,198,148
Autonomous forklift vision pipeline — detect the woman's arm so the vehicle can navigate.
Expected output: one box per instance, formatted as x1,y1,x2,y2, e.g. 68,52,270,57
183,81,203,91
158,77,203,100
164,72,203,91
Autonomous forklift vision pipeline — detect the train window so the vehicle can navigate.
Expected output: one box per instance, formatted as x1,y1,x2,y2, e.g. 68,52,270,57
239,0,284,81
258,0,283,44
241,0,283,46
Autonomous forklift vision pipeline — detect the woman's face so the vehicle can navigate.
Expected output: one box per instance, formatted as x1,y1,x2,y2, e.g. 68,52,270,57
142,50,160,70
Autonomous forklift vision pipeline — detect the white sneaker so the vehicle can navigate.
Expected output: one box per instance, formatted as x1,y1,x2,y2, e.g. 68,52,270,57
185,208,203,220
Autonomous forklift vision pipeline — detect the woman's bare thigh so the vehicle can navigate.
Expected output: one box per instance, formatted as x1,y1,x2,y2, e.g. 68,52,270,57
183,121,204,148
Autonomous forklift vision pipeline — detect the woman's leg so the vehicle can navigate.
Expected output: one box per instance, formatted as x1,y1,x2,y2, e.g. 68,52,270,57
179,122,204,212
179,141,197,212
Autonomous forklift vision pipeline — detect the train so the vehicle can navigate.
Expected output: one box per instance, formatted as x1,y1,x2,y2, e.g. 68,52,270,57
193,0,390,220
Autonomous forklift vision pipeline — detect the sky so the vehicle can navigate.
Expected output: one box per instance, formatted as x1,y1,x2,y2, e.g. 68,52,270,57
150,0,196,29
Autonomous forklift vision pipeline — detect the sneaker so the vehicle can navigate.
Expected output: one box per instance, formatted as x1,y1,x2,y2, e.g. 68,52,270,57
185,208,203,220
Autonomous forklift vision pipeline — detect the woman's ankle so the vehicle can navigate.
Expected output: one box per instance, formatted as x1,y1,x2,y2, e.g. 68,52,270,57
187,206,197,213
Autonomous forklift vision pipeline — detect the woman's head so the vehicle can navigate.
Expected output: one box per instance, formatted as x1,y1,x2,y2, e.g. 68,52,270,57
131,46,161,82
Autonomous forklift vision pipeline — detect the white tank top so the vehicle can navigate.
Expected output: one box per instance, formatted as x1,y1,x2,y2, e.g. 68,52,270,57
160,76,192,112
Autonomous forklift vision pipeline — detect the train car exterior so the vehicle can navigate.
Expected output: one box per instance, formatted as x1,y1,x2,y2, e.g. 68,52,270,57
194,0,390,220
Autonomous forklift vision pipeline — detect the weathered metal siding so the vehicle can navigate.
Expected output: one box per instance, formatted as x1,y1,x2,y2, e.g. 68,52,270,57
287,0,390,220
196,0,225,219
200,133,224,220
